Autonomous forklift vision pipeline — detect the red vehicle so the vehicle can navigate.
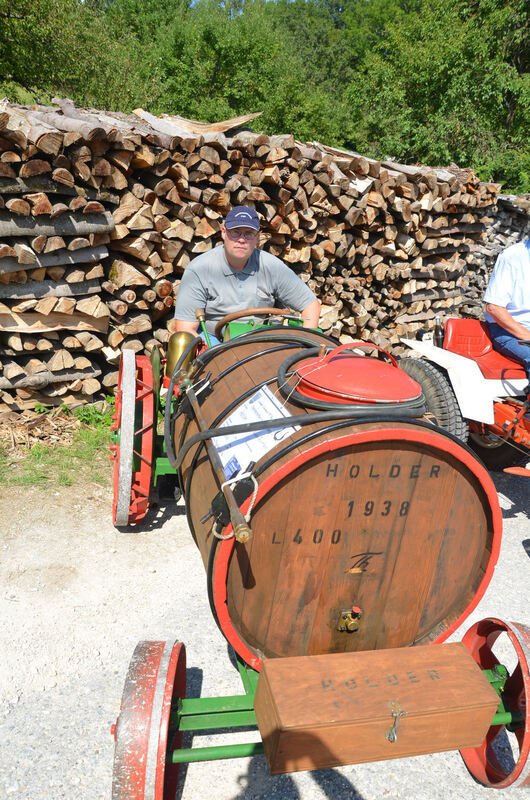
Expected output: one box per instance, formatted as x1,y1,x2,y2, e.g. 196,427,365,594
401,317,530,476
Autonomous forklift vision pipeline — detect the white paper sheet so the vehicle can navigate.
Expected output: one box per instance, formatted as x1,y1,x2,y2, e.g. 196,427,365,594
215,385,300,478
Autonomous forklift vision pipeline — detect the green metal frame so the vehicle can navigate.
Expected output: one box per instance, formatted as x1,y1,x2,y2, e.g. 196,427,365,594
168,656,264,765
118,342,523,769
484,665,524,729
225,317,303,340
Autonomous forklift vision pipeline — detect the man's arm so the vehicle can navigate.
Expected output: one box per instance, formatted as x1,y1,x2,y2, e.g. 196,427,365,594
300,297,321,328
485,303,530,340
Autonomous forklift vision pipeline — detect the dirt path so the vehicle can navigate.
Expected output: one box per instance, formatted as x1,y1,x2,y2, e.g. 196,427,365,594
0,467,528,800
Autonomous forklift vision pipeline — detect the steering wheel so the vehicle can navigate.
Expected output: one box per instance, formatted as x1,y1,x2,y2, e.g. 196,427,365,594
214,307,299,340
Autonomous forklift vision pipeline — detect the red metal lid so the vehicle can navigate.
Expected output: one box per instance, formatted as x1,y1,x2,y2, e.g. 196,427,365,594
295,344,423,405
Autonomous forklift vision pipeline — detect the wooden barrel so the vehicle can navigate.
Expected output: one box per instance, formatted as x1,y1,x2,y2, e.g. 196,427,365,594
172,328,502,670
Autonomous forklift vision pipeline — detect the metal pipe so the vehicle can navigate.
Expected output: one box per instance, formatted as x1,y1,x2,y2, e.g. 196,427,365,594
169,741,264,764
195,307,212,348
492,710,523,726
178,710,257,731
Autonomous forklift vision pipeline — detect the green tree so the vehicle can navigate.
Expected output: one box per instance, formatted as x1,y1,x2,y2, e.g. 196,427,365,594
345,0,529,190
136,0,353,143
0,0,156,109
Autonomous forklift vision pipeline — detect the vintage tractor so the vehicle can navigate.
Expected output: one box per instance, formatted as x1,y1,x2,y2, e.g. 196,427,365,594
109,311,529,798
400,317,530,476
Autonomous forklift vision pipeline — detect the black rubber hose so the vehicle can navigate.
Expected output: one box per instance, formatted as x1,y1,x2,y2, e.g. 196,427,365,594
174,402,427,471
251,415,480,478
277,348,426,414
169,333,333,469
185,374,282,504
173,345,295,477
236,324,339,345
189,331,333,379
206,533,222,631
210,344,296,387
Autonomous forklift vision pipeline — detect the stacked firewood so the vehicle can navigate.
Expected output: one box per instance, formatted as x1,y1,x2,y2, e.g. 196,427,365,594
457,194,530,318
0,98,502,411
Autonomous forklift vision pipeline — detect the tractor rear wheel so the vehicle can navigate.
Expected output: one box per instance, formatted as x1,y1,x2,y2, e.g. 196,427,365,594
398,357,468,442
468,430,526,470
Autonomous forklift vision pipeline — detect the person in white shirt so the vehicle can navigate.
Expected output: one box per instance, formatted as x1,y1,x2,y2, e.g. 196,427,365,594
483,237,530,391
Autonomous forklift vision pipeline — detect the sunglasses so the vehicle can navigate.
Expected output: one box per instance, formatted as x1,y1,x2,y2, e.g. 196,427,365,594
225,228,258,241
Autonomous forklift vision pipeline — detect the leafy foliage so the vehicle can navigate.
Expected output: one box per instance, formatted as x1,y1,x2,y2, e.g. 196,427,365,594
345,0,529,190
0,0,528,190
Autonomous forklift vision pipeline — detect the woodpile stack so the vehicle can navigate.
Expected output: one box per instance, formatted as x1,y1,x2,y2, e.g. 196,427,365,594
0,97,502,412
457,194,530,318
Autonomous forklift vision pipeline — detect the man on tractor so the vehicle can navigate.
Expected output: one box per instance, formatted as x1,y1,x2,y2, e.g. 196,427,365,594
484,235,530,396
170,205,321,344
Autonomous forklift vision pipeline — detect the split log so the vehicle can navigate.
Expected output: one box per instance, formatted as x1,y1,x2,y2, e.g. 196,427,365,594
0,366,102,391
0,175,120,203
0,278,101,300
0,210,114,238
0,310,109,334
0,245,108,276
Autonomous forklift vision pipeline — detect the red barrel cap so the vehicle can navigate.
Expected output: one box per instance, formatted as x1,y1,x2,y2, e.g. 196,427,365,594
296,344,423,405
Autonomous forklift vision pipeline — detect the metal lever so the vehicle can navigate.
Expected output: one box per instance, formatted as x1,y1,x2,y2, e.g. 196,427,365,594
386,703,407,743
186,385,252,543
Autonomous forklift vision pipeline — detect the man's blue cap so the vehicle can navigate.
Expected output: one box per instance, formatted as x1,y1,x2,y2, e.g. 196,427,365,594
224,206,260,231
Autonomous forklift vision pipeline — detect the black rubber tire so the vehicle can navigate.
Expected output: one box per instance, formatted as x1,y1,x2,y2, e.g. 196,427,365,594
467,431,528,470
398,357,468,442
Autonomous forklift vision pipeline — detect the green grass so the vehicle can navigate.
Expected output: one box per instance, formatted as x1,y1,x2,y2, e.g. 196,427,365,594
0,404,114,489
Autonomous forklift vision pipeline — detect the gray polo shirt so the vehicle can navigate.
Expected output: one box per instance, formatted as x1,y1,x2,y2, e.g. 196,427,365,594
174,245,316,334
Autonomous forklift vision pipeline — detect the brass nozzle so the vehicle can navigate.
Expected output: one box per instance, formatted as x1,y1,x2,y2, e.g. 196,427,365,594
166,331,198,377
233,522,252,544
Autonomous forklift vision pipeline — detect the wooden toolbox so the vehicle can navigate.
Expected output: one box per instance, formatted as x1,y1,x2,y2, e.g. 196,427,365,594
254,643,499,774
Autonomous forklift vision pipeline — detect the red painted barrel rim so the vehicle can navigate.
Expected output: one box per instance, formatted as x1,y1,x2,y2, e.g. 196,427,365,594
213,426,502,671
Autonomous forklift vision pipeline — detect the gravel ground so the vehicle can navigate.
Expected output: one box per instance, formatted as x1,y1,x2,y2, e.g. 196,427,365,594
0,464,528,800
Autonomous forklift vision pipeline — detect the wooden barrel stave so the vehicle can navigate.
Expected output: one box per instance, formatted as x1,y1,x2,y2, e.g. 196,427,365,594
224,433,496,659
173,330,501,666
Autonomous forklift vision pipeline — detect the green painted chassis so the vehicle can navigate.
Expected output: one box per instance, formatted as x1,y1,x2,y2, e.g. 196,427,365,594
111,322,524,778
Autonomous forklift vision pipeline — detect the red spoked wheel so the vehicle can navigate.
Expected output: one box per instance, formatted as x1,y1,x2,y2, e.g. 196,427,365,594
111,350,155,526
111,640,186,800
460,617,530,788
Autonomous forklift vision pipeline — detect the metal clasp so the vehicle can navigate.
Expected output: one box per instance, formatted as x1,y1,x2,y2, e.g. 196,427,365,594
386,701,407,743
